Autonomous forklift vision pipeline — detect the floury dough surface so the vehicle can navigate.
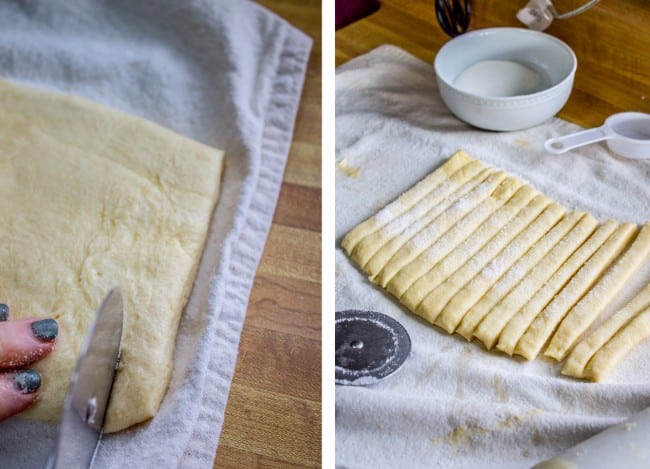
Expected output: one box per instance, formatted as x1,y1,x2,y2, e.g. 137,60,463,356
341,149,650,376
0,78,224,432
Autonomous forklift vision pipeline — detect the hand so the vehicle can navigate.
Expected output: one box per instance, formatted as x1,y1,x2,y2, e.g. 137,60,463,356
0,304,58,421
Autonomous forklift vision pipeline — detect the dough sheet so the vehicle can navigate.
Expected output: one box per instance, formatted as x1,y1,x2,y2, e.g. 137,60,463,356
342,151,650,381
0,79,224,432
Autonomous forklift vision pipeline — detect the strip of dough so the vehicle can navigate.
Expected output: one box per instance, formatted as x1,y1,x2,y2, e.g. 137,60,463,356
341,150,474,253
372,172,510,287
436,203,566,334
352,163,490,273
583,305,650,382
563,282,650,378
497,220,617,356
364,169,503,282
393,185,537,303
546,224,650,361
515,222,637,360
383,177,522,297
487,214,598,353
415,194,551,324
458,211,584,342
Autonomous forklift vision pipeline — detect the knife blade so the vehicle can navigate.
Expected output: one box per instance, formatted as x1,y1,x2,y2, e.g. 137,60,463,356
46,287,124,469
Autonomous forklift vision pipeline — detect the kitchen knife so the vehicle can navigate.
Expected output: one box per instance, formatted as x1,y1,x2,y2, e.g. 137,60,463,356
46,288,124,469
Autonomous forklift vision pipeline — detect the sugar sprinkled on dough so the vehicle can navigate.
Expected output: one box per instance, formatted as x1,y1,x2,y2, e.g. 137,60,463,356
342,150,649,381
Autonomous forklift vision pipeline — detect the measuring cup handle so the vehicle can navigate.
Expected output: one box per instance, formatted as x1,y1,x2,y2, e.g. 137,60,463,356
545,127,610,154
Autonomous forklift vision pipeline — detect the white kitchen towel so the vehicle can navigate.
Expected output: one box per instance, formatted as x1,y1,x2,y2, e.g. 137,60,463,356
0,1,311,467
335,45,650,469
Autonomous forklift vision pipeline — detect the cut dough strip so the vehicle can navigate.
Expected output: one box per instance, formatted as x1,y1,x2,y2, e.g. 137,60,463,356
393,184,538,304
352,163,491,273
487,214,598,353
563,282,650,378
341,150,474,253
458,211,585,342
515,222,638,360
497,219,617,356
435,203,566,334
366,169,503,283
582,305,650,382
342,151,650,380
416,194,551,324
546,223,650,361
376,179,521,290
380,178,521,295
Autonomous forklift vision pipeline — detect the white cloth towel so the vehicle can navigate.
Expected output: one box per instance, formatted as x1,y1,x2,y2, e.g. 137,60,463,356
0,1,311,467
335,45,650,469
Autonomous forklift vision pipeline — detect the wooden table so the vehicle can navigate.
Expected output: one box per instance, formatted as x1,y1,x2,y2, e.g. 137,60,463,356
214,1,321,467
336,0,650,128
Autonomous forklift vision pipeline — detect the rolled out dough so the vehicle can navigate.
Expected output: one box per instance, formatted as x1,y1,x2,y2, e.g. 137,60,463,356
384,178,521,298
461,211,585,344
352,163,490,274
393,184,536,304
487,213,598,353
497,219,617,356
435,203,566,334
583,305,650,382
371,170,505,286
0,79,224,432
418,194,550,324
515,222,637,361
342,151,650,380
341,150,473,253
563,282,650,378
546,224,650,361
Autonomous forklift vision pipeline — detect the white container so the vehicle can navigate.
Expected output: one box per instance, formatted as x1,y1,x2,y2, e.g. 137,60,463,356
434,27,577,131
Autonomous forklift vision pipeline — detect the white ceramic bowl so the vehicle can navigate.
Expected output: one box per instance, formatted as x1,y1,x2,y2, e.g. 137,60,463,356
434,27,577,131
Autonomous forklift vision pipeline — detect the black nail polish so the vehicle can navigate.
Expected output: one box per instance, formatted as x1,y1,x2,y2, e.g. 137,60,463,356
0,304,8,322
31,319,58,341
14,369,41,394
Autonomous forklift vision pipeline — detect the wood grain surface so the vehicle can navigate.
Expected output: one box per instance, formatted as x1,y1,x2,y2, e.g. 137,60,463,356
336,0,650,128
214,1,321,467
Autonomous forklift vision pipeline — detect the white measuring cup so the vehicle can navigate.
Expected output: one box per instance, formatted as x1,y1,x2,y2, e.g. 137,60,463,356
545,112,650,159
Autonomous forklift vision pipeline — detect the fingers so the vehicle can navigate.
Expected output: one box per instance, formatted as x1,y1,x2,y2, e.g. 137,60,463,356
0,318,58,368
0,305,57,421
0,369,41,420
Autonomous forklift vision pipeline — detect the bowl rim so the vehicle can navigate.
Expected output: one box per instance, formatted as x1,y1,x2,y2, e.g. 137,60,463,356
434,27,578,103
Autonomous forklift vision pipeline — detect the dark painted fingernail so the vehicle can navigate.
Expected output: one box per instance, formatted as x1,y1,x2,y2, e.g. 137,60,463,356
14,369,41,394
0,304,8,321
31,319,58,341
